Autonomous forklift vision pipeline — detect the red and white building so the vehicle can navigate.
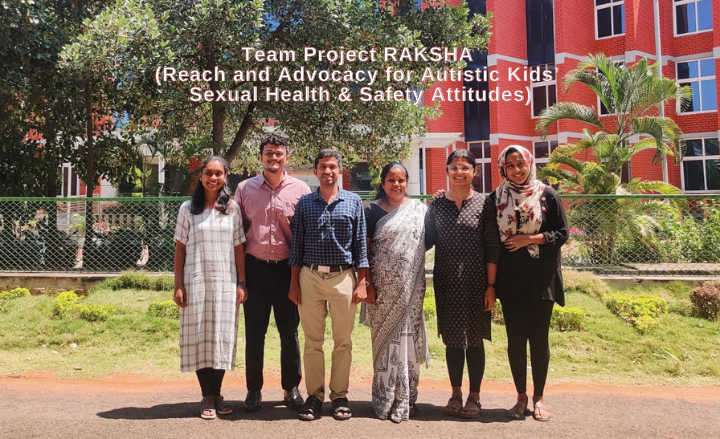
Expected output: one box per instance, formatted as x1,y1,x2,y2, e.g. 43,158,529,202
340,0,719,195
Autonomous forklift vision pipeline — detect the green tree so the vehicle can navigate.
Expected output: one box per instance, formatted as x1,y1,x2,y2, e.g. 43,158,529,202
60,0,491,175
536,53,692,264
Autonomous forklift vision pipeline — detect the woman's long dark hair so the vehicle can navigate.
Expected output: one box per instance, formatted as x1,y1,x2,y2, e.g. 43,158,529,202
375,162,409,200
190,156,233,215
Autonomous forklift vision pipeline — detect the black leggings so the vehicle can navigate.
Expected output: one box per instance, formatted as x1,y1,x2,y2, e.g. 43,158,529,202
446,344,485,393
195,368,226,397
501,299,554,397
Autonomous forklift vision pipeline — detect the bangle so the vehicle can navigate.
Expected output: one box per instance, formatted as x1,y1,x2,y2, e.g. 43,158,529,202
487,283,495,288
237,280,246,287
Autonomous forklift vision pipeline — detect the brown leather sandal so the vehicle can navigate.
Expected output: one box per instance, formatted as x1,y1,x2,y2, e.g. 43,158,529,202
444,395,463,417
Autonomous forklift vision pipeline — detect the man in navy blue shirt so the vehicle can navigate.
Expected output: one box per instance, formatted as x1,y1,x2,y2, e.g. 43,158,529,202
289,149,369,421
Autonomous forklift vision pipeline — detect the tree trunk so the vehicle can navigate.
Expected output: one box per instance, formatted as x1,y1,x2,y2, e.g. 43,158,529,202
84,82,95,198
204,43,225,154
224,101,257,164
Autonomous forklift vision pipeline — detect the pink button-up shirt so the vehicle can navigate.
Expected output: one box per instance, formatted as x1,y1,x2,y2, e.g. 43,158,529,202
234,171,311,261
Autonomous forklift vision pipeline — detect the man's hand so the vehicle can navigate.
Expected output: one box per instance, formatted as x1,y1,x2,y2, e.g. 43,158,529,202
352,282,367,305
174,286,187,308
236,285,248,305
289,283,302,305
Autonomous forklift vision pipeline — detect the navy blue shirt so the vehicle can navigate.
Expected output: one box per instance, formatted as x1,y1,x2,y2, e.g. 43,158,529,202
289,189,369,269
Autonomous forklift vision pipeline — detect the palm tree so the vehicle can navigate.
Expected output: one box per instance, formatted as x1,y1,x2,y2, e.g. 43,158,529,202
536,53,692,265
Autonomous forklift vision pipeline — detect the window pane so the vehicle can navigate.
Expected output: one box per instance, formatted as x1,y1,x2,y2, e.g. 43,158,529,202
484,143,491,161
677,62,691,80
533,86,548,117
535,142,550,159
469,143,483,159
675,4,690,34
700,59,714,76
596,0,611,5
687,3,697,32
613,4,624,34
705,139,719,156
686,139,703,157
689,81,701,112
550,141,559,152
597,8,612,38
684,161,705,190
548,84,557,107
706,160,720,190
484,163,492,193
701,80,716,111
698,0,712,30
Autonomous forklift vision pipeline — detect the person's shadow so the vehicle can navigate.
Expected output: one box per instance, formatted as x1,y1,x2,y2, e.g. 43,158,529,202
98,401,511,423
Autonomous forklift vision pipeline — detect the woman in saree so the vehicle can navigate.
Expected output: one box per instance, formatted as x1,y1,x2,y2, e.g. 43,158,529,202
363,162,429,423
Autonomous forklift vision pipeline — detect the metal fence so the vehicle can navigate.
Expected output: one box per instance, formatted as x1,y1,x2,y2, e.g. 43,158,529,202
1,194,720,276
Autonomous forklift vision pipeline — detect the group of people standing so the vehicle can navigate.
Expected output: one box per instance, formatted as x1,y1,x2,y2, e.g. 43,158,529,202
173,132,568,424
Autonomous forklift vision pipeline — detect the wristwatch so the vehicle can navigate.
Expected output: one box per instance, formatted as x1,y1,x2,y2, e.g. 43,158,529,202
237,280,247,287
365,281,371,287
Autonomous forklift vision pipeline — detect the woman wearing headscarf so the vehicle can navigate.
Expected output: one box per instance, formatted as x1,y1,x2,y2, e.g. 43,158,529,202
487,145,568,422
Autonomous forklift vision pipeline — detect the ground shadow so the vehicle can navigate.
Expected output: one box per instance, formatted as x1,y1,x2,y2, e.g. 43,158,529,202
98,400,512,423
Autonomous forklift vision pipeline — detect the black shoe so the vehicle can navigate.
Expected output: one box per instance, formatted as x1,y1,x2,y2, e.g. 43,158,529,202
298,395,322,421
284,387,305,410
244,389,262,412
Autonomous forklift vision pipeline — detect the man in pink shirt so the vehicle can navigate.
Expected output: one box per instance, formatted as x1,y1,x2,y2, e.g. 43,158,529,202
234,132,311,412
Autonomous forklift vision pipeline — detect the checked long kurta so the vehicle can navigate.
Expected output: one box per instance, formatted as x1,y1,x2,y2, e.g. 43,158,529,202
174,200,245,372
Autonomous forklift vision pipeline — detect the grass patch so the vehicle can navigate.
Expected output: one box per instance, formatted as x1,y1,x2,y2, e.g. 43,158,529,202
0,279,718,385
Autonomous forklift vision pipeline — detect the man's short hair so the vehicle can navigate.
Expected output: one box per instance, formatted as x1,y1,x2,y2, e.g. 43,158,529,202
314,149,343,169
259,132,291,156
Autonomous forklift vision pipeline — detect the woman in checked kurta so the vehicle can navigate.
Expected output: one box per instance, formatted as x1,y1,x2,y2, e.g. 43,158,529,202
174,156,247,420
363,162,429,423
425,149,500,419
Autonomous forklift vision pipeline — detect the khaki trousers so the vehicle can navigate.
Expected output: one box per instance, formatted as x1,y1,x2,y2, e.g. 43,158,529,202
298,266,357,401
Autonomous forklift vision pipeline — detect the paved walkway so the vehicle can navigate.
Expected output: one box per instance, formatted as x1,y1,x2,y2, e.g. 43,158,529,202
3,374,719,439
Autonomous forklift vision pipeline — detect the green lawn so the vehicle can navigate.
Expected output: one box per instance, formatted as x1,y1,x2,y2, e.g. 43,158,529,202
0,274,718,385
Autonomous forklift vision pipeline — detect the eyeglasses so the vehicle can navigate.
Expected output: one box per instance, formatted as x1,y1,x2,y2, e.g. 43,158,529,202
446,164,474,172
263,151,286,158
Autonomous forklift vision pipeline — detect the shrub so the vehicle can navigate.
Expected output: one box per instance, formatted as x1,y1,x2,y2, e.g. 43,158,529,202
606,294,668,333
147,300,180,319
53,291,84,319
690,286,720,322
562,270,610,298
79,304,118,322
0,287,31,310
111,271,154,290
551,307,585,331
153,275,175,292
491,301,504,325
0,287,31,300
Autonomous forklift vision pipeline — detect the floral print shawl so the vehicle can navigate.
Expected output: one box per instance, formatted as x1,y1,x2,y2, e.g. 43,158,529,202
495,144,546,258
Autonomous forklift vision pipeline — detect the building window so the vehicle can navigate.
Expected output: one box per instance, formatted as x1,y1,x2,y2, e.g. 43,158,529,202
531,63,557,118
349,161,373,194
61,163,80,197
677,59,717,113
674,0,713,36
468,141,492,193
595,0,625,39
533,140,558,168
682,138,720,192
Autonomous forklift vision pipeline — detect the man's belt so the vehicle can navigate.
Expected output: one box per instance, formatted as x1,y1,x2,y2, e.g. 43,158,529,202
246,254,288,264
303,263,353,273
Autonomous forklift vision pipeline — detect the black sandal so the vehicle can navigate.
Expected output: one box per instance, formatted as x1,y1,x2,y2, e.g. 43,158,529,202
332,397,352,420
298,395,322,421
